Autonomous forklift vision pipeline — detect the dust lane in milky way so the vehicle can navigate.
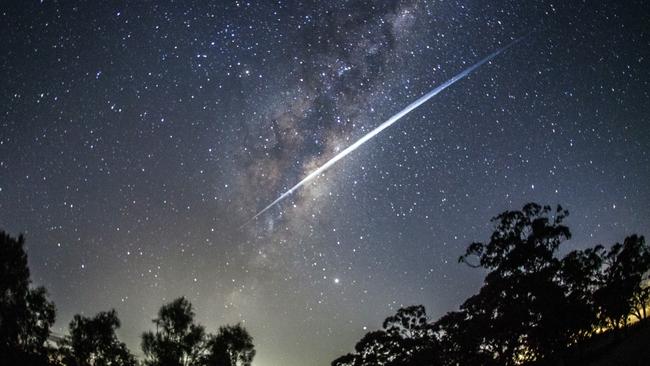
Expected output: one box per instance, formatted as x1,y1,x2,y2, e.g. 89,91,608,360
243,36,527,227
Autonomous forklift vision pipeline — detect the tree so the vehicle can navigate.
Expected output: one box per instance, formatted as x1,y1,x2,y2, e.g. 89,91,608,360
459,203,571,275
617,235,650,321
382,305,429,339
331,305,439,366
455,203,573,364
0,231,56,366
331,353,357,366
595,235,650,327
631,277,650,321
332,203,648,365
59,309,136,366
381,305,438,365
202,323,255,366
142,297,206,366
433,310,496,366
558,245,605,340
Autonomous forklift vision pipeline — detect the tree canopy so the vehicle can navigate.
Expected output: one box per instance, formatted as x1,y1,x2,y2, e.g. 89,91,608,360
1,231,257,366
141,297,256,366
59,309,136,366
332,305,438,366
142,297,206,366
202,323,255,366
332,203,650,366
0,230,56,366
2,200,648,366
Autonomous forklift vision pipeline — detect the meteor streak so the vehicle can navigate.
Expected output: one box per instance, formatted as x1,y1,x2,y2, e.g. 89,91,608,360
242,37,525,227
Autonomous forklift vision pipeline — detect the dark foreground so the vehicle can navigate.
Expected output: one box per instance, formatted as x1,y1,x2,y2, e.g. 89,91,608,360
533,318,650,366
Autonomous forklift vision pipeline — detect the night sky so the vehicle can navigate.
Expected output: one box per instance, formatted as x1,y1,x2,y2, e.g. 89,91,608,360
1,1,649,365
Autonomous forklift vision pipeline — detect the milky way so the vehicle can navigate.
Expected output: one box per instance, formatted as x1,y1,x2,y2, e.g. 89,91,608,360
244,35,526,227
1,1,648,365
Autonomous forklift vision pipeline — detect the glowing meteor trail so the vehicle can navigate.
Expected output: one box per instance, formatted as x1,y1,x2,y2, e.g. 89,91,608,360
242,37,525,227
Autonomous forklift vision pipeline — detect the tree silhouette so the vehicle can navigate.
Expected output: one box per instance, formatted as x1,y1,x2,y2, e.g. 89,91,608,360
631,277,650,321
201,323,255,366
595,235,650,328
331,305,439,366
381,305,438,365
59,309,136,366
142,297,206,366
558,245,605,340
333,202,649,365
433,309,496,366
455,203,574,364
0,231,56,366
332,330,401,366
459,203,571,274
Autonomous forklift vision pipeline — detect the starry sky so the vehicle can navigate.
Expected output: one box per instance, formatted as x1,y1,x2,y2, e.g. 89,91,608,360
1,1,649,365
